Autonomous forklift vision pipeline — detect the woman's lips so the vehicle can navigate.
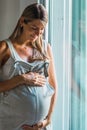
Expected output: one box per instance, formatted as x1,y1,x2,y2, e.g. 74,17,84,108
31,35,37,39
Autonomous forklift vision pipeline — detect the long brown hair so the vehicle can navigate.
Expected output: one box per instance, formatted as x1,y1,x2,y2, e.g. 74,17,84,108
9,3,48,59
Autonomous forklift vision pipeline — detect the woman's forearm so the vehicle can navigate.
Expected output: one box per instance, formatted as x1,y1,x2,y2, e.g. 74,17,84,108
47,91,57,121
0,72,46,92
0,75,23,92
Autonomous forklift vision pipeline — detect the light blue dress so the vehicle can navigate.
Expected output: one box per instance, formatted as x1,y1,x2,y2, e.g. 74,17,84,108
0,39,54,130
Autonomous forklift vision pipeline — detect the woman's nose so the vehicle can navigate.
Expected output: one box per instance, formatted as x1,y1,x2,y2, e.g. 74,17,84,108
35,29,42,36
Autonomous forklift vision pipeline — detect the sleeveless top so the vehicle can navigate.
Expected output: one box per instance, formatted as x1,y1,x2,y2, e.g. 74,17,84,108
0,39,54,130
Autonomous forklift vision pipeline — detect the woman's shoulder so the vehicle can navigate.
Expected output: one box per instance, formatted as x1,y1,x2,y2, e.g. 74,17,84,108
42,40,53,60
42,39,51,45
42,39,48,50
0,39,11,67
42,39,48,45
0,40,8,63
0,40,8,54
42,39,51,51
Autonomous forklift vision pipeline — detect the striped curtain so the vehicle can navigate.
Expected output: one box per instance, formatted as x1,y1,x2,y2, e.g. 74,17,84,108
38,0,87,130
70,0,86,130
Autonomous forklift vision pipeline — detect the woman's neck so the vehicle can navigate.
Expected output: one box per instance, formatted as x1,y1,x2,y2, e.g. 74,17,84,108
10,36,32,47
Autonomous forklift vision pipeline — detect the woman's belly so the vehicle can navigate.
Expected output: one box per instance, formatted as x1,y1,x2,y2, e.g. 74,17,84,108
0,83,54,127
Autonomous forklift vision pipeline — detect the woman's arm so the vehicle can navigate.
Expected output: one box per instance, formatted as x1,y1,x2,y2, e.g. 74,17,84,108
46,43,58,120
0,41,23,92
0,41,46,92
0,72,46,92
38,43,58,128
0,75,24,92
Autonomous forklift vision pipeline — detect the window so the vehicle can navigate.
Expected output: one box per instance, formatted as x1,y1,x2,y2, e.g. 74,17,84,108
39,0,87,130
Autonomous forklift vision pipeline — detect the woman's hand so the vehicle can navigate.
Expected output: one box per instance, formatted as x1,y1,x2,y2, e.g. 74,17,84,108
22,124,41,130
22,72,46,86
37,117,51,129
22,117,51,130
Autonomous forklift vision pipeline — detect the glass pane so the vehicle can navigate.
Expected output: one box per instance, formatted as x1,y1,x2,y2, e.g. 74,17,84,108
70,0,86,130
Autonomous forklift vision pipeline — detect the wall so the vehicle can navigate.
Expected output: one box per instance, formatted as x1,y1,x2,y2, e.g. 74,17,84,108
0,0,37,40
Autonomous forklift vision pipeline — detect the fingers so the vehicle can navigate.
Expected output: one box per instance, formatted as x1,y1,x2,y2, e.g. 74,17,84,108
22,124,33,130
36,122,43,128
22,124,41,130
29,72,46,86
34,75,46,86
23,72,46,86
28,72,36,80
36,118,50,129
22,119,50,130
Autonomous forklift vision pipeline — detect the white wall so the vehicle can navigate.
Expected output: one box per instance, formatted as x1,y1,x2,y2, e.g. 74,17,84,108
19,0,37,15
0,0,37,40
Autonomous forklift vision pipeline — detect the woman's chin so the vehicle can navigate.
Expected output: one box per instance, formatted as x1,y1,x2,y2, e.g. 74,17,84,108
31,37,37,42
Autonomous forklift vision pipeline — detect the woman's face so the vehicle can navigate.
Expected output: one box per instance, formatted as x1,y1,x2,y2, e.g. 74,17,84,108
22,19,45,42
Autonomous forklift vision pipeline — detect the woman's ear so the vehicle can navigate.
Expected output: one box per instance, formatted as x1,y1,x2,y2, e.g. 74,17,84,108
24,19,29,24
19,16,25,26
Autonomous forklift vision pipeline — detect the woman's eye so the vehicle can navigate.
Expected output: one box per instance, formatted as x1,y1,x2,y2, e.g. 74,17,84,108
31,27,37,30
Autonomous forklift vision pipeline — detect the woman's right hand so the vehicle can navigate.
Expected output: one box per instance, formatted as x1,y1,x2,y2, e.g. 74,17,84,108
22,72,46,86
22,124,41,130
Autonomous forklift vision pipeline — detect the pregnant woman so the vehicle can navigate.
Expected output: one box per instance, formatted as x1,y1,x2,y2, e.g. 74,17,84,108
0,3,58,130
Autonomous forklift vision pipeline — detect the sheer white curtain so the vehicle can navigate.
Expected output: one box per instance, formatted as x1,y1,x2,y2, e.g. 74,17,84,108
63,0,72,129
39,0,72,130
42,0,87,130
86,1,87,129
70,0,86,130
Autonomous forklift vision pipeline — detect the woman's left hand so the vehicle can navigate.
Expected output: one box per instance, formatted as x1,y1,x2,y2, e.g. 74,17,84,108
22,124,41,130
22,117,51,130
37,117,51,129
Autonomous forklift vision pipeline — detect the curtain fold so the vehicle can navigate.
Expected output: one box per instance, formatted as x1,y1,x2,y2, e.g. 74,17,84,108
38,0,86,130
71,0,86,130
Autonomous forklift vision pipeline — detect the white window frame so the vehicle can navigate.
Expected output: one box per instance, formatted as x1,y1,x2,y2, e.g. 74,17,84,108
63,0,72,129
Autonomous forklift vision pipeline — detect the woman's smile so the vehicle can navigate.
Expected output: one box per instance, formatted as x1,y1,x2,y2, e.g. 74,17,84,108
30,34,38,40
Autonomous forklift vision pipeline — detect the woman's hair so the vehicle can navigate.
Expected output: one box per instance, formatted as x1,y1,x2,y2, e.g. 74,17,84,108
9,3,48,60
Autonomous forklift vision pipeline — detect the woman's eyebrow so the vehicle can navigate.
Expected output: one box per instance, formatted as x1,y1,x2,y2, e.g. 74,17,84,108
31,24,38,28
32,24,44,29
